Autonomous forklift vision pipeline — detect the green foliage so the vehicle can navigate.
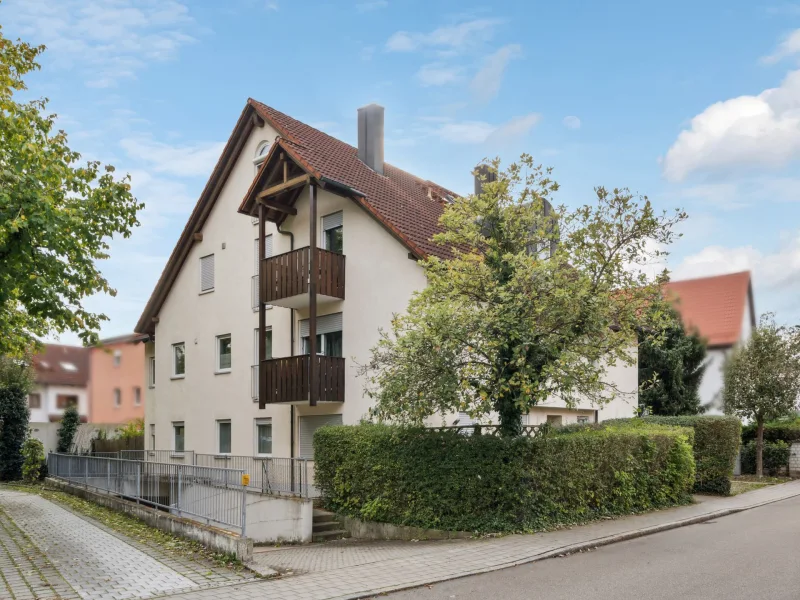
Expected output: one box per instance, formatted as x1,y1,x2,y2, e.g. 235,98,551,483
0,385,29,480
742,418,800,444
723,314,800,477
638,306,707,415
0,354,34,393
21,436,44,482
314,423,694,532
360,157,686,435
603,416,741,495
0,27,143,357
741,440,790,477
117,418,144,439
56,405,80,453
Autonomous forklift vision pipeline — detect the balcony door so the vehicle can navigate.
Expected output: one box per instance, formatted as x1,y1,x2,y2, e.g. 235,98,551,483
299,313,342,357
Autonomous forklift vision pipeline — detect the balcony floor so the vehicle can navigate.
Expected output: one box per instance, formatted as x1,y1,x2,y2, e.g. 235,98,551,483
267,293,343,310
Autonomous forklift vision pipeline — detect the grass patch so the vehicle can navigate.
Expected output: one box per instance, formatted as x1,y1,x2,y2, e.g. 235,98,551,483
4,482,248,572
729,475,792,496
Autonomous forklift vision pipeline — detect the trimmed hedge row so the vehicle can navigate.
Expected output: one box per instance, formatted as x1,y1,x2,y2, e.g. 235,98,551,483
314,424,695,533
742,420,800,445
740,440,790,476
602,416,741,495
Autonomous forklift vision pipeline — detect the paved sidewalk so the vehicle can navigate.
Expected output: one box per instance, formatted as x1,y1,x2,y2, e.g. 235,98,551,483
164,479,800,600
0,488,254,600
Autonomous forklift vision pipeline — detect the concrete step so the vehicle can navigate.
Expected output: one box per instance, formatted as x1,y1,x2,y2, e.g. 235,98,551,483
312,529,350,543
313,508,334,518
313,520,342,533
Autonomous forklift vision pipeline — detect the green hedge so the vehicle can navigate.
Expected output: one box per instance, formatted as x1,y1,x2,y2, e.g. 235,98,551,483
742,419,800,445
740,440,790,476
602,416,741,495
314,424,695,533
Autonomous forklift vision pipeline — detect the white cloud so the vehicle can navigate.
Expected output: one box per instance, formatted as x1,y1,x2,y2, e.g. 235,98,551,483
563,115,581,130
436,113,540,144
386,18,503,52
470,44,521,103
662,69,800,182
356,0,388,11
120,137,225,178
762,28,800,64
416,63,464,86
4,0,196,87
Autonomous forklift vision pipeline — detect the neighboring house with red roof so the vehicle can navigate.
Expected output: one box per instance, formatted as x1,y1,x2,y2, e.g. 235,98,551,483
29,344,90,424
135,101,638,460
664,271,756,413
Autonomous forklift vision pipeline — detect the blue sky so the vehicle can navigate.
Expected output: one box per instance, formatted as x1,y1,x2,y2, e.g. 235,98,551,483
4,0,800,343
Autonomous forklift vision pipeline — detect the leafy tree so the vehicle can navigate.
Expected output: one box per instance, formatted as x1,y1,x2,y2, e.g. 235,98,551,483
56,405,80,453
21,436,45,483
639,306,707,415
360,156,686,436
723,314,800,478
0,384,29,480
0,27,143,357
117,417,144,439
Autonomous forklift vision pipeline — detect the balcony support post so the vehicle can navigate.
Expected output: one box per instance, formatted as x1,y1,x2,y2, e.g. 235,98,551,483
308,183,318,406
259,202,267,408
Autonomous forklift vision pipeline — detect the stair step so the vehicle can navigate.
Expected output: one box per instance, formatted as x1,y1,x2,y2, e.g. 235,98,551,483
312,529,350,542
313,509,334,518
313,520,342,533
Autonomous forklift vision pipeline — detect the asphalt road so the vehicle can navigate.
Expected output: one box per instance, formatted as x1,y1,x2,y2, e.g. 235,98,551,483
382,494,800,600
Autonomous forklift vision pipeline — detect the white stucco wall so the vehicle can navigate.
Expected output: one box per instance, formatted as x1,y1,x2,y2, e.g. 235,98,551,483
29,383,89,422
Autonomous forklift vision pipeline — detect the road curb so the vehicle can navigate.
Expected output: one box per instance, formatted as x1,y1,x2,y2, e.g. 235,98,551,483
348,486,800,600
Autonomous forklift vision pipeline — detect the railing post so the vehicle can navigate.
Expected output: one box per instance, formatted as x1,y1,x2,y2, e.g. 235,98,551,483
107,459,111,493
84,456,89,489
136,462,141,504
240,473,247,538
67,454,70,482
177,467,182,517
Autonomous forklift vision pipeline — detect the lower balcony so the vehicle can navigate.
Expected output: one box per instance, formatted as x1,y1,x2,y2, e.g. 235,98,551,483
261,355,345,404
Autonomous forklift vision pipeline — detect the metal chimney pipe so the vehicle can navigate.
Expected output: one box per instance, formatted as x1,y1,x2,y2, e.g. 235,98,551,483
357,104,385,175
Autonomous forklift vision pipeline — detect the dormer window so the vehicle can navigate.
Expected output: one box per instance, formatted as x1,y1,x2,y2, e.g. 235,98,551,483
253,141,270,167
60,362,77,372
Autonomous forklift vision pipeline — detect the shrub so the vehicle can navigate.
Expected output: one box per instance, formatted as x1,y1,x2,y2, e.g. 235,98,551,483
314,424,695,533
118,418,144,439
602,416,741,495
741,440,790,476
21,437,45,482
742,418,800,445
0,384,30,481
56,405,81,453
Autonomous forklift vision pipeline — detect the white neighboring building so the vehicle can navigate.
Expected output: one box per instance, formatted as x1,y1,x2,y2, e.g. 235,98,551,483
134,99,638,461
29,344,90,424
665,271,756,414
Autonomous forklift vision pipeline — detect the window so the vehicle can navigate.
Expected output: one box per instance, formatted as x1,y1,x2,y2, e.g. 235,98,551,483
113,388,121,407
216,334,232,372
322,211,343,254
60,362,77,372
172,343,185,377
28,393,41,409
113,349,122,367
148,356,156,387
56,395,78,409
576,416,589,424
546,415,563,427
134,387,141,406
254,328,272,363
255,419,272,456
150,424,155,450
300,313,343,357
200,254,215,293
173,422,185,453
254,141,270,166
217,420,231,454
254,235,274,274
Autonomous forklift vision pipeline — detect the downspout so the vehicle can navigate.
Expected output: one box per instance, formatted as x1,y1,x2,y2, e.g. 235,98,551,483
277,222,295,461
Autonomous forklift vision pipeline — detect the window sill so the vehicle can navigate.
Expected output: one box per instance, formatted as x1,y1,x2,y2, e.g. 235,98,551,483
255,454,273,459
148,385,155,389
199,289,215,295
215,369,231,375
170,453,186,458
170,375,185,380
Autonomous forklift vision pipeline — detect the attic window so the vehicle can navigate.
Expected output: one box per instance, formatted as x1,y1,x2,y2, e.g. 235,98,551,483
60,362,77,372
253,141,270,166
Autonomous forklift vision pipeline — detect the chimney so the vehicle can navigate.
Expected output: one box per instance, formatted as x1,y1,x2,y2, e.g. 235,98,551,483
358,104,384,175
473,164,497,196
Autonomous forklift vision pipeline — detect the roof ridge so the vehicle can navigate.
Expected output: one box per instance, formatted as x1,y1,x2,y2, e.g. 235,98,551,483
668,270,750,285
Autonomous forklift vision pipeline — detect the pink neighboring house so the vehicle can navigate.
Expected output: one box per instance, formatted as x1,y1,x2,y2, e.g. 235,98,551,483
88,334,147,424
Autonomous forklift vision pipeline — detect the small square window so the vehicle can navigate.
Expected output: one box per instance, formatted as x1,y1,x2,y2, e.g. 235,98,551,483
173,422,185,453
56,395,78,409
133,387,141,406
148,356,156,387
113,349,122,367
28,393,41,409
150,424,156,450
216,334,232,372
113,388,121,407
172,343,185,377
576,416,589,424
255,419,272,456
217,420,231,454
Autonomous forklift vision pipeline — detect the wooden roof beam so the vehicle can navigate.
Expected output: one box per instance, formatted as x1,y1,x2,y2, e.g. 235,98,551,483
257,174,310,200
257,197,298,215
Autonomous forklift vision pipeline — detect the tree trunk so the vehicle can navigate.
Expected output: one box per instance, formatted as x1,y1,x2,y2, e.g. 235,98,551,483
495,394,523,437
756,417,765,479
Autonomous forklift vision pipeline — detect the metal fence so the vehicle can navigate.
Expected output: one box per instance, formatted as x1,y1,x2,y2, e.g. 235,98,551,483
195,454,317,497
48,453,247,536
119,449,196,465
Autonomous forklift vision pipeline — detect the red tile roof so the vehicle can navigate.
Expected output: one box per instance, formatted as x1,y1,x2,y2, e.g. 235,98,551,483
247,99,456,260
664,271,754,348
32,344,90,387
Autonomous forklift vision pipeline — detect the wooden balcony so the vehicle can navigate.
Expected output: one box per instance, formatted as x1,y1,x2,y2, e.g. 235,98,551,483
261,246,345,309
261,355,345,404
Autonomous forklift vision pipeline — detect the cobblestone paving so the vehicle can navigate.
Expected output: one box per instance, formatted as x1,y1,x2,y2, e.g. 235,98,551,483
0,488,253,600
166,480,800,600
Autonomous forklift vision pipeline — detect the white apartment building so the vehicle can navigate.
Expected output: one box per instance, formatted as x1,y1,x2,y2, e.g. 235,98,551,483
135,99,637,461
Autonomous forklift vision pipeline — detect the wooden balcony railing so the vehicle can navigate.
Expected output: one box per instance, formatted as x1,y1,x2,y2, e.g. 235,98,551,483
261,354,345,404
261,247,345,305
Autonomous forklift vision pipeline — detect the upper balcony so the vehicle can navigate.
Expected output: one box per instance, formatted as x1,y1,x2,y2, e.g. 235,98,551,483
261,354,345,404
261,246,345,310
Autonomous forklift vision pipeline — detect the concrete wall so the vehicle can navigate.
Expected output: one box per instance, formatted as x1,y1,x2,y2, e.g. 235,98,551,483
244,492,313,543
89,341,145,424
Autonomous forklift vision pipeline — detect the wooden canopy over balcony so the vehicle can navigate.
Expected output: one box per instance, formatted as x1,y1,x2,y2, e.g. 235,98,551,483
262,355,345,404
262,247,345,309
